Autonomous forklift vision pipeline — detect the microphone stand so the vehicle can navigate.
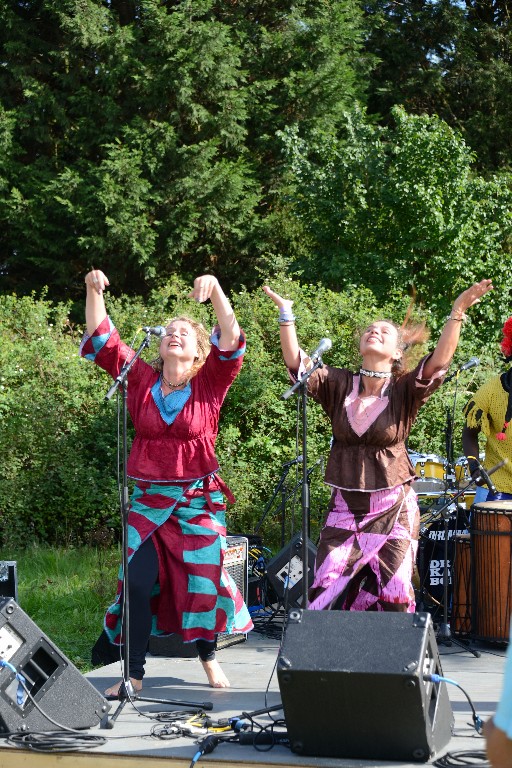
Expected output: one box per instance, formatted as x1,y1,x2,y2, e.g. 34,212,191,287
254,459,323,551
282,358,325,607
419,481,480,658
419,369,481,657
101,332,212,728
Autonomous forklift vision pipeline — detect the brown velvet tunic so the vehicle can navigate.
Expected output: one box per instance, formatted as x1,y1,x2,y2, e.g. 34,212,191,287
305,355,445,491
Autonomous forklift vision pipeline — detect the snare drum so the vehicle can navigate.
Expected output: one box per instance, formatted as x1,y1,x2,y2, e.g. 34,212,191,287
471,501,512,642
410,452,446,495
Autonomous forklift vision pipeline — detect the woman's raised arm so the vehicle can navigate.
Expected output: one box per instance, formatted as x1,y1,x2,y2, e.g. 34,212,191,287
189,275,240,351
262,285,301,371
85,269,110,336
423,279,493,380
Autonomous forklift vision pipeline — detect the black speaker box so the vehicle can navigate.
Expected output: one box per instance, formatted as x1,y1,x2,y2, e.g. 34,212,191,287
277,609,453,762
266,532,317,609
0,599,110,732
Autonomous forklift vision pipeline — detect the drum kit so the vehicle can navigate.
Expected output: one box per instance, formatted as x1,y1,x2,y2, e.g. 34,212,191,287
410,451,512,645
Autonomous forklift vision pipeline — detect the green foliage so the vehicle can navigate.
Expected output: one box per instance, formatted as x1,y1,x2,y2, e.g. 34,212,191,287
1,281,504,552
0,292,120,547
2,545,119,671
281,106,512,337
0,0,368,299
364,0,512,172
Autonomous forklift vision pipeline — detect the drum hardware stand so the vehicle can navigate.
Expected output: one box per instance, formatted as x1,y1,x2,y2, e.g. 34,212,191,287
259,462,322,626
254,457,302,549
420,482,480,658
281,342,330,607
101,333,212,728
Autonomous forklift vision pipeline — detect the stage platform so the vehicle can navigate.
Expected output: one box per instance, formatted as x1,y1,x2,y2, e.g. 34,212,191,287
0,614,506,768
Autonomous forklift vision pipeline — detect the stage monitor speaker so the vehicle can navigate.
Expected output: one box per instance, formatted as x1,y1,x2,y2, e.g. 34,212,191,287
266,532,317,609
0,598,110,732
277,609,453,762
148,535,248,657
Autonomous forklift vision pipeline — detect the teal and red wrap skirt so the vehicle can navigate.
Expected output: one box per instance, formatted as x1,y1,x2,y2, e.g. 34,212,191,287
104,474,253,645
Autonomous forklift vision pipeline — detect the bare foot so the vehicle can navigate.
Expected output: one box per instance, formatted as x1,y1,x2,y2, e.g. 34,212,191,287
104,678,143,698
200,658,230,688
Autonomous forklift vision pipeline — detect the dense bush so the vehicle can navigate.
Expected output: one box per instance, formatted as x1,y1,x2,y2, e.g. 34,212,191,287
0,279,501,552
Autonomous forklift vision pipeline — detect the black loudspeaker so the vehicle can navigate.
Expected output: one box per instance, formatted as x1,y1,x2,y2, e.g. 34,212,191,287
0,599,110,732
277,610,453,762
0,562,18,603
266,532,317,609
148,535,248,658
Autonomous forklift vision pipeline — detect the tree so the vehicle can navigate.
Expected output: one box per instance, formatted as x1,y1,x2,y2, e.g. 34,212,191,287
0,0,369,300
364,0,512,172
281,106,512,336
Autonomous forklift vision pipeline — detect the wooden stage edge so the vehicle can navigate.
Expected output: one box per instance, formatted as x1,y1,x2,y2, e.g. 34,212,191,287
0,752,279,768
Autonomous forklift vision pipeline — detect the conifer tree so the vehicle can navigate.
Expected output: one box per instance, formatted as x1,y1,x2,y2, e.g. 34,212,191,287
0,0,367,299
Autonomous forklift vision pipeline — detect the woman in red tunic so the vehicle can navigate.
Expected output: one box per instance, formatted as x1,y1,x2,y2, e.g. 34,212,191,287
263,280,493,613
82,270,252,696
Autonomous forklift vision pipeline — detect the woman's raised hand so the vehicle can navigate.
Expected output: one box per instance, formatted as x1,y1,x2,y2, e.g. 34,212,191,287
453,278,494,314
262,285,293,310
85,269,110,295
188,275,219,303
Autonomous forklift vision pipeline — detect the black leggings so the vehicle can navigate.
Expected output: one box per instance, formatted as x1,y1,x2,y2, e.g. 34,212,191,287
126,536,216,680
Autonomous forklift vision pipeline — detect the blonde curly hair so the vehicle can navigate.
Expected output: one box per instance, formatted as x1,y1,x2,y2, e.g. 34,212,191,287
151,315,211,379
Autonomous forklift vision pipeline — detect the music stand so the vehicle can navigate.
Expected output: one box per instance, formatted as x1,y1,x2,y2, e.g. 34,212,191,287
101,332,212,728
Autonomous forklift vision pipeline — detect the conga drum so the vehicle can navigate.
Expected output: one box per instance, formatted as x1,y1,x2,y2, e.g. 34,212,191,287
471,501,512,643
451,535,471,636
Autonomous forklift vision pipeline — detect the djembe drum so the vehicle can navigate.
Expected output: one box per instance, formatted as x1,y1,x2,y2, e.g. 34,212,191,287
471,501,512,643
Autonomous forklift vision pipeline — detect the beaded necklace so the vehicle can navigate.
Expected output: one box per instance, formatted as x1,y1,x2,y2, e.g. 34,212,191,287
161,372,189,390
359,367,392,379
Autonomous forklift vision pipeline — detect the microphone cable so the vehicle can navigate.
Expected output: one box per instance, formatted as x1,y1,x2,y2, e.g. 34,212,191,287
424,674,484,734
7,731,107,753
424,674,489,768
433,751,489,768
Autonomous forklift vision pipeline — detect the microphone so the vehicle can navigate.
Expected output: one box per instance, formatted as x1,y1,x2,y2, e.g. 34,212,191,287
471,458,508,494
282,455,303,467
459,356,480,372
308,337,332,364
445,356,480,382
142,325,167,338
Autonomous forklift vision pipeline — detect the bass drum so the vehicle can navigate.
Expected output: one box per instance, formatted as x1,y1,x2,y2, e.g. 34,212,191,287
416,507,469,611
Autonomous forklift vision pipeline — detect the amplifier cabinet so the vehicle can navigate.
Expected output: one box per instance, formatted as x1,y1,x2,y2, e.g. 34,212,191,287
148,535,248,656
217,535,248,650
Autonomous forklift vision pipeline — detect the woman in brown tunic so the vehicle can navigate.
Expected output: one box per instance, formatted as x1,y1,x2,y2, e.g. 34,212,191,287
263,280,493,612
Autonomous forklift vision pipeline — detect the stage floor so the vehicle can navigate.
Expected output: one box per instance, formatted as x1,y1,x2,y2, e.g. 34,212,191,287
0,613,506,768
